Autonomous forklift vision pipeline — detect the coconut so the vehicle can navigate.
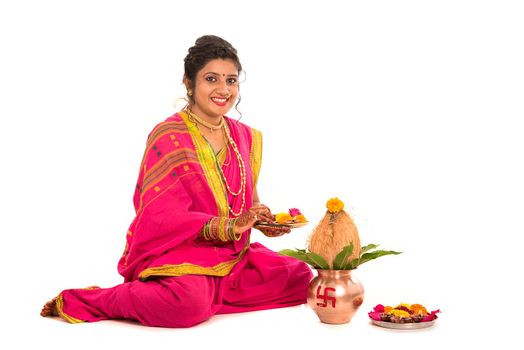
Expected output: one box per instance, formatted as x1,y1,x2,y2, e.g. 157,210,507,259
307,198,361,269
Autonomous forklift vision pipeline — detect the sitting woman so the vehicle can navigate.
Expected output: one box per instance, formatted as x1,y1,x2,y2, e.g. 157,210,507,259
40,35,313,328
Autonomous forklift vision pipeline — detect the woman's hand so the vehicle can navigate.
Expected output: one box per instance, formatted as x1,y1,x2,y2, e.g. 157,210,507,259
233,204,274,234
255,225,291,237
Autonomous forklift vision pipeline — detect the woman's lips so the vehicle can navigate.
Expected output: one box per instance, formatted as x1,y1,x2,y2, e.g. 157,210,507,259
211,97,229,107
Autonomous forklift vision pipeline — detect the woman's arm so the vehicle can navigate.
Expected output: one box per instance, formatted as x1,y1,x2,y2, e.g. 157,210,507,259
253,186,261,206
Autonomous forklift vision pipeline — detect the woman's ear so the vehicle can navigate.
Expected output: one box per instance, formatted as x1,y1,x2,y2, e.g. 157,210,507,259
183,76,191,91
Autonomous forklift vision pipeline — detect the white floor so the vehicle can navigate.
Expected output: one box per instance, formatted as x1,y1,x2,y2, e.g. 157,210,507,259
15,297,449,350
4,262,514,350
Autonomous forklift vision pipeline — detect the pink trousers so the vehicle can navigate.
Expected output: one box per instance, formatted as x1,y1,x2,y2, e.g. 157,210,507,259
58,243,313,328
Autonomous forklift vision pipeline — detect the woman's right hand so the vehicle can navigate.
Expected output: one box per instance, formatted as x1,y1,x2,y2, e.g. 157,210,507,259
233,205,273,234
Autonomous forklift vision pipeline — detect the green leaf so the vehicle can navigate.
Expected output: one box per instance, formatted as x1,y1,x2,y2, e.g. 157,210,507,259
333,242,354,270
278,249,311,265
360,244,379,254
348,258,360,270
278,249,330,269
305,252,330,270
357,250,402,267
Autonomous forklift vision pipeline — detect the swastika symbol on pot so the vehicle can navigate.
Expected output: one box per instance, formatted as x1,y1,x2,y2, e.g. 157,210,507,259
316,286,336,308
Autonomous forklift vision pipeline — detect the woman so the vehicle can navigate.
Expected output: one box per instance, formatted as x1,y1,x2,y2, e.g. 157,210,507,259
40,35,313,328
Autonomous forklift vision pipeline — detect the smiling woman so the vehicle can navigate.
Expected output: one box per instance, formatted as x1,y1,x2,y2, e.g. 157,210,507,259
40,35,313,328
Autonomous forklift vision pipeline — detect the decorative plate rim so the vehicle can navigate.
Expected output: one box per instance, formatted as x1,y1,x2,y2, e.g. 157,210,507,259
370,319,436,330
255,221,309,229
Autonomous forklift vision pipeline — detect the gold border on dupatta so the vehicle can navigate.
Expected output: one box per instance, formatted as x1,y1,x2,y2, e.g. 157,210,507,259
179,111,229,217
55,293,84,324
250,128,263,187
138,244,249,281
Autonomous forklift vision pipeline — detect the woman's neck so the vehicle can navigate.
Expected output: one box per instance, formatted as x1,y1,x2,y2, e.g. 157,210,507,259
187,105,223,126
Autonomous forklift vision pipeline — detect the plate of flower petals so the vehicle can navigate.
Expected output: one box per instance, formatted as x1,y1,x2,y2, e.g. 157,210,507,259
368,303,440,330
254,221,309,229
255,208,309,229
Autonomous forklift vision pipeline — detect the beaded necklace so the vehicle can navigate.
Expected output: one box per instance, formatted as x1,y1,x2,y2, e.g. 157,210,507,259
185,108,246,217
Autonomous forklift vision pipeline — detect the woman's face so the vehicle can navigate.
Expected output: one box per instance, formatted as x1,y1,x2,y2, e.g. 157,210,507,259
188,58,240,119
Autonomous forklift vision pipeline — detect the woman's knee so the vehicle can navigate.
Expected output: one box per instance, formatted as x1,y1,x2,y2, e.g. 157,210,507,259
130,276,215,328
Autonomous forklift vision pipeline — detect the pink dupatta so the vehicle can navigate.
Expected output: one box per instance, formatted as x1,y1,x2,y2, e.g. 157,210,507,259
118,111,262,282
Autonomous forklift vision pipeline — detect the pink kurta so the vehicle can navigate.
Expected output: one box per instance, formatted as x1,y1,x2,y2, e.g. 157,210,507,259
53,111,313,327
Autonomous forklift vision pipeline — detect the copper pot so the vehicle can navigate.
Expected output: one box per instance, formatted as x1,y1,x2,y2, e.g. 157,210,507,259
307,269,364,324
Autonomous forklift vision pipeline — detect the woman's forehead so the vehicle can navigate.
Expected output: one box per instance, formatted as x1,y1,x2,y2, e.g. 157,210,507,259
199,59,239,76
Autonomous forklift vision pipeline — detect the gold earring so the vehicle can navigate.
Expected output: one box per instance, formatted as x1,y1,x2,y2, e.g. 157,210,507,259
188,90,193,97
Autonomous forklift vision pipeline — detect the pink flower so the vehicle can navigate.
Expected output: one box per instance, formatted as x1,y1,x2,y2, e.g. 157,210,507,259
368,312,382,321
423,309,441,322
368,304,385,320
373,304,385,313
289,208,302,216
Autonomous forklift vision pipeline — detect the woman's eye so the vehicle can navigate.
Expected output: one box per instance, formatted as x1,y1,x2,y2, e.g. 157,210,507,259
205,76,216,82
227,78,238,85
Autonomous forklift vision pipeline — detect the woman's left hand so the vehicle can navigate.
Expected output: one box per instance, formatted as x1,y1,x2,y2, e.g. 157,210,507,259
252,204,291,237
255,225,291,237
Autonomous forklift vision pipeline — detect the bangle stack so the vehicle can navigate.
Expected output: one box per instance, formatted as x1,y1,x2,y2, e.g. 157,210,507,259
201,217,242,241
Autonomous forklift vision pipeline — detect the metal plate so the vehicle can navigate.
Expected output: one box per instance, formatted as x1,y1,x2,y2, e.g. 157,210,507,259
371,319,436,330
254,221,308,229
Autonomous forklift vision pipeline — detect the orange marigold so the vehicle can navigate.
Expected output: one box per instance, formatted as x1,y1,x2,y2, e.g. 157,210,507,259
326,197,344,213
387,309,410,318
275,213,293,224
410,304,428,316
294,214,307,223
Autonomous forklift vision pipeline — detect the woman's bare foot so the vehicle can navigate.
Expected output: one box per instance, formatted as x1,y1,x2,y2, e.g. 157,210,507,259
40,297,58,317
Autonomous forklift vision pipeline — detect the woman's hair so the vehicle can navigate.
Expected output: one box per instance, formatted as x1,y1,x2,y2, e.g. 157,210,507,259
183,35,243,117
184,35,242,94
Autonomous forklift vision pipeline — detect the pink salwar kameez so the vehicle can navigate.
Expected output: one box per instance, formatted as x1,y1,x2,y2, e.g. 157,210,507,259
52,111,313,327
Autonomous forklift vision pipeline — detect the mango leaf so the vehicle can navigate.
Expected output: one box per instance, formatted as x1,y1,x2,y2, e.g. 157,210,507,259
357,250,402,267
279,249,311,265
360,243,379,255
305,251,330,270
333,242,354,270
279,249,330,269
349,258,360,270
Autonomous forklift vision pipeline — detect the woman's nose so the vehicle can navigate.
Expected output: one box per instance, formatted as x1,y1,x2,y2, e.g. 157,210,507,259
216,79,231,95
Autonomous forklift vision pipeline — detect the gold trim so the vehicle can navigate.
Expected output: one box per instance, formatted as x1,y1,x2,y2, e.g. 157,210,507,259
55,293,84,324
180,111,229,217
138,245,248,280
250,128,263,186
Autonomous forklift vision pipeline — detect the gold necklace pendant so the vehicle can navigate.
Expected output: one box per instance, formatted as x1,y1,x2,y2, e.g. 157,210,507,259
186,108,224,132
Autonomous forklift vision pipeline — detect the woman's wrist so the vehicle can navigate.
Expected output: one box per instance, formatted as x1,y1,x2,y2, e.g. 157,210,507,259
201,217,242,241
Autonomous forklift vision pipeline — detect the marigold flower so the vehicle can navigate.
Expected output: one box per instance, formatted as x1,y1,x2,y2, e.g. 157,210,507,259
326,197,344,213
384,306,392,313
275,213,293,224
289,208,302,216
387,309,410,318
410,304,428,316
294,214,307,223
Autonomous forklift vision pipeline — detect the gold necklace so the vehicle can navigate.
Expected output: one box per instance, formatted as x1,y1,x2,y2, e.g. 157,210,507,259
221,136,231,167
221,123,246,217
186,108,225,132
185,108,246,217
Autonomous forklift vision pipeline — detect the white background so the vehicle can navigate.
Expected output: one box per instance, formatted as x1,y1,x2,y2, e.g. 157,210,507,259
1,0,522,348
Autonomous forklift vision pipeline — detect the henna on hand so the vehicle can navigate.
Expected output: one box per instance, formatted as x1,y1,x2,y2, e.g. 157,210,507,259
256,225,291,237
233,205,275,234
